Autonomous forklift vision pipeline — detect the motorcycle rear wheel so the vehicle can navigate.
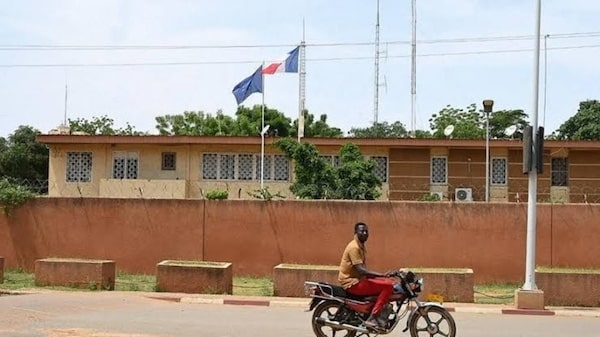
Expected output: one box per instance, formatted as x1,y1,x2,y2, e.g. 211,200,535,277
311,301,357,337
408,305,456,337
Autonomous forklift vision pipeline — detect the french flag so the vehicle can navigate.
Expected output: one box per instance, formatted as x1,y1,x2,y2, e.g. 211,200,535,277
262,46,300,74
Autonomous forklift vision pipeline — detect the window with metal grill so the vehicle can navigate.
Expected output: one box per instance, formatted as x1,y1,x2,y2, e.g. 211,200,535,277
162,152,176,170
431,156,447,184
551,158,568,186
66,152,92,182
201,153,290,182
113,152,138,179
491,158,507,185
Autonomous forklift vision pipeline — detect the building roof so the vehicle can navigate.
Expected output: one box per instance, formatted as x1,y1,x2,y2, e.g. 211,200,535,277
35,134,600,150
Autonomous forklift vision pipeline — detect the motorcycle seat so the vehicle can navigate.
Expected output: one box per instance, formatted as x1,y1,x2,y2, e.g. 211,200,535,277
317,282,373,301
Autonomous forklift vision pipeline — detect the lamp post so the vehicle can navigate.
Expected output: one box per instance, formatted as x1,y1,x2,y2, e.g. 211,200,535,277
483,99,494,203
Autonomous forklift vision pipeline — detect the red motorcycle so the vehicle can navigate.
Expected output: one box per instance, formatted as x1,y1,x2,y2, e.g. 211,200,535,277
304,270,456,337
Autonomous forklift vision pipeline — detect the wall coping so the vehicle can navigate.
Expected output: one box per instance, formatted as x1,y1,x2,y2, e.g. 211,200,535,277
274,263,338,271
536,268,600,274
38,258,115,264
158,260,232,268
412,268,474,274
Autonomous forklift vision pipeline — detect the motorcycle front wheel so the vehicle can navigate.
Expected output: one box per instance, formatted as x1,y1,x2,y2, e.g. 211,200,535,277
311,301,357,337
408,305,456,337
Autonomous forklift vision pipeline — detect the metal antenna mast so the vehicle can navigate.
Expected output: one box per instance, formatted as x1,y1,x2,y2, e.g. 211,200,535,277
373,0,381,125
410,0,417,135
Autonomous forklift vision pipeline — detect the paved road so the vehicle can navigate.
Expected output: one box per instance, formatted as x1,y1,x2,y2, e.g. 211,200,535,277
1,291,599,337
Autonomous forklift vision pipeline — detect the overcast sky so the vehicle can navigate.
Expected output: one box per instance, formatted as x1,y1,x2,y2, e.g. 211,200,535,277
1,0,599,137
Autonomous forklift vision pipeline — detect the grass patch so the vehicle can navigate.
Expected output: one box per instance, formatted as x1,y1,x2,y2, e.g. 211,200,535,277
0,268,523,304
0,268,35,290
1,269,273,296
474,283,519,305
115,271,156,292
233,276,273,296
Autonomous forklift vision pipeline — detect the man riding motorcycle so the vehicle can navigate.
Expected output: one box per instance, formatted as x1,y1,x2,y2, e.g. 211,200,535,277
338,222,404,330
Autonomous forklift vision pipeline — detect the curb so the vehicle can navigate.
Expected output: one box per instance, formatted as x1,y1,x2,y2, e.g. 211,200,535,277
172,296,600,317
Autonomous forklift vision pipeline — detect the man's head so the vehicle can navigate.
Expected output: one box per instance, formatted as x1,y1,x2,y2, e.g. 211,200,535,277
354,222,369,243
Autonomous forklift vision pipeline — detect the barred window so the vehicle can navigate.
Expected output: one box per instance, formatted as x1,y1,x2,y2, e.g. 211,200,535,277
333,156,341,167
371,156,388,183
201,153,290,181
431,156,447,184
319,155,341,167
551,158,568,186
220,154,236,180
274,155,290,181
66,152,92,182
162,152,176,170
491,157,507,185
113,152,138,179
255,155,273,181
202,154,218,180
238,154,253,180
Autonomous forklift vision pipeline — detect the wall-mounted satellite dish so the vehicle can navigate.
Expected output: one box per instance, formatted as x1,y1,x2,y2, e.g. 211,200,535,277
504,125,517,137
444,125,455,137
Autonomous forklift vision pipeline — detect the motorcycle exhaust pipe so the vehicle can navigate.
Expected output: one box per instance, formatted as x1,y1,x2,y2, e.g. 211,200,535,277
315,317,370,334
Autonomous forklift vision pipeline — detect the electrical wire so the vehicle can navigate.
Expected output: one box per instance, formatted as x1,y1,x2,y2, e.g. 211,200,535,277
1,31,599,51
1,43,599,68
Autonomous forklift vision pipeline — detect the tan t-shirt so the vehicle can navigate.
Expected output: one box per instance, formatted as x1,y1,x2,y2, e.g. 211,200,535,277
338,236,366,289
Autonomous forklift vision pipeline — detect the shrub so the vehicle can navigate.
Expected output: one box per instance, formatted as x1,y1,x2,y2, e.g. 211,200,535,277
205,189,228,200
418,193,442,202
247,187,285,200
0,178,37,213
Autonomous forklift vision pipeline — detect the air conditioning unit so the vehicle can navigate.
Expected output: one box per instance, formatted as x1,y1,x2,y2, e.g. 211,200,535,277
455,188,473,202
430,192,444,200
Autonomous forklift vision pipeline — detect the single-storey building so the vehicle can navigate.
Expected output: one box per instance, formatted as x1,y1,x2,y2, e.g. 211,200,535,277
36,134,600,203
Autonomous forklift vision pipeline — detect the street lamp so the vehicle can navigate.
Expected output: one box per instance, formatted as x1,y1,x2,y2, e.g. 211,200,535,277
483,99,494,203
260,124,270,190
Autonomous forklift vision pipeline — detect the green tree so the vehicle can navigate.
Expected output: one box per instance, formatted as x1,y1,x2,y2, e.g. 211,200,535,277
348,121,408,138
555,100,600,140
155,106,292,136
155,110,235,135
429,104,529,139
275,138,382,199
69,115,142,135
413,129,434,138
275,138,338,199
335,143,382,200
488,109,529,139
234,105,292,137
290,111,344,138
429,104,483,139
0,126,49,180
0,137,7,153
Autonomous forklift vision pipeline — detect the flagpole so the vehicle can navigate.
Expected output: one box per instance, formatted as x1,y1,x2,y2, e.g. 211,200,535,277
298,19,306,142
260,62,266,190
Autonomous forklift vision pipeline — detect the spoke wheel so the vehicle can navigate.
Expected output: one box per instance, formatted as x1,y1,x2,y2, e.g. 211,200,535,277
311,301,357,337
409,306,456,337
